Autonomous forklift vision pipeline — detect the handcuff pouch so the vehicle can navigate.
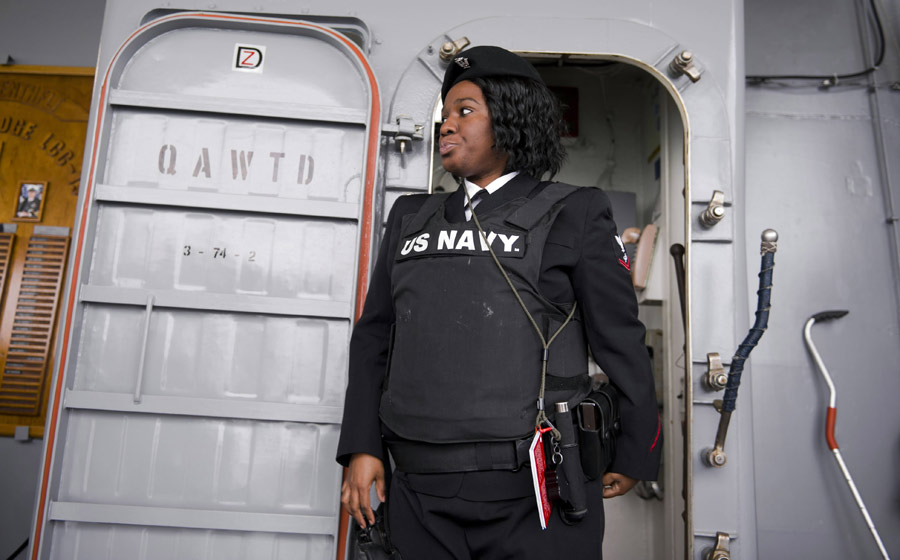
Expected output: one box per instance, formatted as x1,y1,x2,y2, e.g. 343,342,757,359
576,383,621,480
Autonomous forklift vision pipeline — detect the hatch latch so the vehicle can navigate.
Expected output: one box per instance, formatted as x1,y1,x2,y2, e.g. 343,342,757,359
700,190,726,228
439,37,471,62
705,352,727,391
382,115,425,154
704,532,732,560
669,50,702,82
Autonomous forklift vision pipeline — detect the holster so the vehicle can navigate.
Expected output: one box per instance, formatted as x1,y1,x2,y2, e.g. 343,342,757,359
552,405,588,524
576,383,621,480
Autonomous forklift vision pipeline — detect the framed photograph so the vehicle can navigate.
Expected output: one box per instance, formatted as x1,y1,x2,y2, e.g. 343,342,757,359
14,182,47,222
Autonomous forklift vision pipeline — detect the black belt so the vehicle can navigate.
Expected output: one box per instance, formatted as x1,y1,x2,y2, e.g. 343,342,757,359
386,438,533,474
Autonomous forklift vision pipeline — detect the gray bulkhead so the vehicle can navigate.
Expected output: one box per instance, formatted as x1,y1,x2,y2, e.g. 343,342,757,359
743,1,900,558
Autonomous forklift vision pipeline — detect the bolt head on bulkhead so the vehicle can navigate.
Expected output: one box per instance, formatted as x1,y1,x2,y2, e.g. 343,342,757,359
704,447,727,467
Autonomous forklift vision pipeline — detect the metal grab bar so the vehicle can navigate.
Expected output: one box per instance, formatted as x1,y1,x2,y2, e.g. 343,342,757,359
703,229,777,467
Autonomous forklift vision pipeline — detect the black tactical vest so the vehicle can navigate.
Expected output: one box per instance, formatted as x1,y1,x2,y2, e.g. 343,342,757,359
379,184,590,443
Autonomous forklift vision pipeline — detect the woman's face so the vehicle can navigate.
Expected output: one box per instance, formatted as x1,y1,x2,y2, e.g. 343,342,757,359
439,80,509,187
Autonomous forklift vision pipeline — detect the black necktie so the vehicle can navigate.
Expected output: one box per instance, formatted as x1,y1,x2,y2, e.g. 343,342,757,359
467,189,489,221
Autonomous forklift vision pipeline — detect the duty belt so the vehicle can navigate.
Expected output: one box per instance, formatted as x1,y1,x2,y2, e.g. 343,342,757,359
386,437,533,474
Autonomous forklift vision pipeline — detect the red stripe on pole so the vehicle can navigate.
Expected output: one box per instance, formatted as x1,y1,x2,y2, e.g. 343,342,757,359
826,406,838,450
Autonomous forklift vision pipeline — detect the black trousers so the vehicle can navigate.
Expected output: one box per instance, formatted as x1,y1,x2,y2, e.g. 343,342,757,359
387,471,605,560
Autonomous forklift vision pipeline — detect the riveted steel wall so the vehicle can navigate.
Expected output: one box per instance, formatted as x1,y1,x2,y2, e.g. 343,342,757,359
31,13,380,560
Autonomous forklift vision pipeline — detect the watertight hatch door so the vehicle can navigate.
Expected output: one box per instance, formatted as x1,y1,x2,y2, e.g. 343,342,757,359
31,13,380,560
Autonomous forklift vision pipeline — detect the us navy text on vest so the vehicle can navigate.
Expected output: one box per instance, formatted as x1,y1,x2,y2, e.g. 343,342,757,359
397,226,524,259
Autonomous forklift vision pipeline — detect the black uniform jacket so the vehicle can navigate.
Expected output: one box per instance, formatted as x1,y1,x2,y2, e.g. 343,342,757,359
337,173,661,497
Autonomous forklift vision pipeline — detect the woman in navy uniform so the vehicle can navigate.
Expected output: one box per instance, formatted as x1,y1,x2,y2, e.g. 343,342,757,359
338,45,661,558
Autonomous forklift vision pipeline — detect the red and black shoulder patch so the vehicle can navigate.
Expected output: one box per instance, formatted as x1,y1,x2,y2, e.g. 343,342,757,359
614,234,630,271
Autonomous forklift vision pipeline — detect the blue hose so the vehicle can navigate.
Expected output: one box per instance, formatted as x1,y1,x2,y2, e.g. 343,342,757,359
722,250,774,413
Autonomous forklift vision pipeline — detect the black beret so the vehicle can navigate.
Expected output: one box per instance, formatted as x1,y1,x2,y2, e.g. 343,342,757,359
441,45,543,101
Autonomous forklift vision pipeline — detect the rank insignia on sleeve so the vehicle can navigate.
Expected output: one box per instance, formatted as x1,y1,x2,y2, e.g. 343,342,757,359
614,234,630,271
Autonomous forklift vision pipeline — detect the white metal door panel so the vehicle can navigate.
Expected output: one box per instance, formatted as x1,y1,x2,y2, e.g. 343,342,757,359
57,413,338,512
32,12,381,560
71,307,349,408
49,523,332,560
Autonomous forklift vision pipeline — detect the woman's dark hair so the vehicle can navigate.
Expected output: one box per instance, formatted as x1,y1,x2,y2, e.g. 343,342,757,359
471,76,567,179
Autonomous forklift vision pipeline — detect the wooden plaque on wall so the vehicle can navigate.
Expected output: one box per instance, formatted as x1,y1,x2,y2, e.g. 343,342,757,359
0,66,93,437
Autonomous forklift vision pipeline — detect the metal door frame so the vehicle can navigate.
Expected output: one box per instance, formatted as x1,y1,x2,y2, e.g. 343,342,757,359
381,17,742,558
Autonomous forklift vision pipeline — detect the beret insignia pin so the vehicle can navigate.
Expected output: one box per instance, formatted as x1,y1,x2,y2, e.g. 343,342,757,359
454,56,470,68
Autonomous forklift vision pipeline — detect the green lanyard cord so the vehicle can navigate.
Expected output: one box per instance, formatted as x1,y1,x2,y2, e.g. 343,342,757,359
466,186,577,440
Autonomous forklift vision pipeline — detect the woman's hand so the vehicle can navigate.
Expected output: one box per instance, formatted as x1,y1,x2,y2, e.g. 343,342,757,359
601,472,637,498
341,453,386,527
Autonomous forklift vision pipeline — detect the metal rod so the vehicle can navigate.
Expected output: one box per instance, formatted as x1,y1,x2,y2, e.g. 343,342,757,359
832,449,891,560
720,230,777,414
802,312,846,408
804,311,891,560
705,230,777,466
133,294,155,404
669,242,691,555
712,409,731,452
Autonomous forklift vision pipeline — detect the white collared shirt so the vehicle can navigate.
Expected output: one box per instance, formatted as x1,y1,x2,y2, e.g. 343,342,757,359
463,171,519,220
